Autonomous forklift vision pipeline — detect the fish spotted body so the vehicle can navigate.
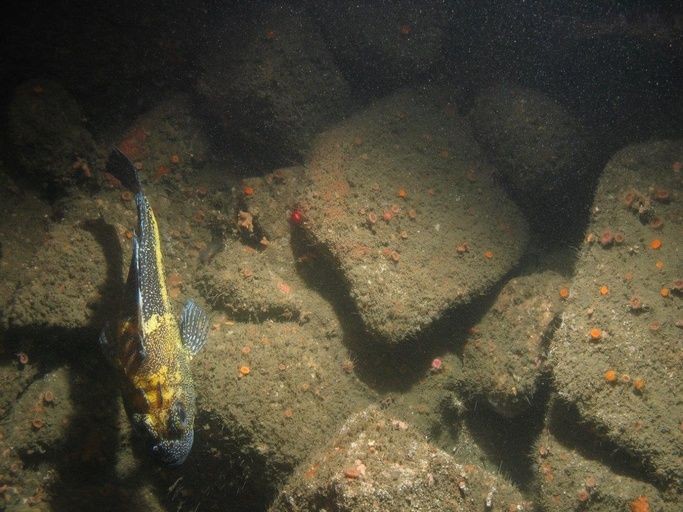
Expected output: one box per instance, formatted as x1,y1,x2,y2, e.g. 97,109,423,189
100,147,208,466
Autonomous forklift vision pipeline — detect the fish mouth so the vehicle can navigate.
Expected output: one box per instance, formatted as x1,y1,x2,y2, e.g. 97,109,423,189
150,429,194,467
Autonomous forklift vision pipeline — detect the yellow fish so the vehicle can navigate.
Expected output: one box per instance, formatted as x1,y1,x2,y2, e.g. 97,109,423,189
100,147,208,466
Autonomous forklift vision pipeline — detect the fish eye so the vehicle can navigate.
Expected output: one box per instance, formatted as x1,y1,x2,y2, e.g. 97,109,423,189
169,402,189,433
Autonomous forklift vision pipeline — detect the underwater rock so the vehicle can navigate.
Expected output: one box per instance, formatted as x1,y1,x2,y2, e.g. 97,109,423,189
532,398,674,512
195,5,351,164
313,1,452,92
550,139,683,490
470,84,593,198
453,271,564,418
6,80,96,188
2,197,117,334
238,166,309,243
191,256,375,505
300,87,529,344
270,405,530,512
198,238,308,322
2,367,73,458
0,182,50,321
0,359,40,422
469,84,596,234
113,93,211,171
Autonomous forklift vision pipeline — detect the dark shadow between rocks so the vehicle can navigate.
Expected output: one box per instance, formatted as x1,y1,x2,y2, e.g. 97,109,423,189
290,224,520,394
461,373,552,491
152,409,273,512
546,397,669,491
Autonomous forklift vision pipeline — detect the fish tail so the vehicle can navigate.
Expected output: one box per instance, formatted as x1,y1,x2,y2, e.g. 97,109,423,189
106,147,142,194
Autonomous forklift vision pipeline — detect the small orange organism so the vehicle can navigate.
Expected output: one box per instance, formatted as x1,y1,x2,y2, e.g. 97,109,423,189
648,216,664,230
589,328,602,341
650,239,662,250
604,369,617,383
629,495,650,512
243,185,254,197
483,250,494,260
559,287,570,299
655,260,664,270
599,285,609,296
239,366,251,376
633,378,646,393
397,187,407,199
170,154,180,164
660,287,670,298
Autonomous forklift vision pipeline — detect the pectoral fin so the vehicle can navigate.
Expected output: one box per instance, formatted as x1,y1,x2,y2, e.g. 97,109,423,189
179,299,209,357
99,324,115,362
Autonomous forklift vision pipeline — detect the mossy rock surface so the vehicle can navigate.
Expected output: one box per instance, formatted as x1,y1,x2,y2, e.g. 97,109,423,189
270,406,530,512
551,139,683,490
300,87,529,344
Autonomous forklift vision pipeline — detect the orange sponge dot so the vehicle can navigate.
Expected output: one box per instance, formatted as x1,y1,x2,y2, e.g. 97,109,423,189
649,239,662,250
483,250,494,259
604,369,617,383
660,287,670,298
239,366,251,376
559,287,570,299
633,378,646,393
629,495,650,512
599,285,609,296
589,328,602,341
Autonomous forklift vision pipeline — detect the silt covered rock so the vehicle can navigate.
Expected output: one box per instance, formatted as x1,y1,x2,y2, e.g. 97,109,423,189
195,5,351,164
453,271,564,417
7,80,96,188
551,139,683,490
270,406,531,512
313,1,452,91
300,87,529,343
532,398,675,512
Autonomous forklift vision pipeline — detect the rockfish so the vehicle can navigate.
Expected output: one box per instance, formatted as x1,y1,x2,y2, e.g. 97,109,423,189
100,147,209,466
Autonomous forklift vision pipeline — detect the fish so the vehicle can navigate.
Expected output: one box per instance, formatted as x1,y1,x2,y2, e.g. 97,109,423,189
100,147,209,466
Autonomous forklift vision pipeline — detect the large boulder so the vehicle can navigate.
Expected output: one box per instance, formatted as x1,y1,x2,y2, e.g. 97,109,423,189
469,84,597,235
270,406,531,512
195,5,351,164
532,398,676,512
6,80,97,189
313,2,452,92
299,87,529,343
453,271,564,417
550,139,682,490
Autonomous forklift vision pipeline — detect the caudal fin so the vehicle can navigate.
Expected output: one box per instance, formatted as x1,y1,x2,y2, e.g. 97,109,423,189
106,147,142,194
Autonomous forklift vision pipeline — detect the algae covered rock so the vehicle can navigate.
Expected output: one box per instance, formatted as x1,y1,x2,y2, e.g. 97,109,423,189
2,367,74,458
238,165,309,243
196,5,351,163
113,93,212,171
314,1,452,91
270,406,531,512
7,80,96,188
2,197,120,333
550,139,683,490
454,271,564,417
470,84,594,199
300,87,529,344
532,398,675,512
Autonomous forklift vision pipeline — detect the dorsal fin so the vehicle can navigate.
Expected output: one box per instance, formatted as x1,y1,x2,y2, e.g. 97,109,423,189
106,147,141,193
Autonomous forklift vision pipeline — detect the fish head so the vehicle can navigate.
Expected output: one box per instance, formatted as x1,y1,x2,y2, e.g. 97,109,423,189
131,389,197,467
